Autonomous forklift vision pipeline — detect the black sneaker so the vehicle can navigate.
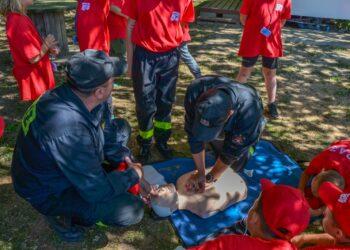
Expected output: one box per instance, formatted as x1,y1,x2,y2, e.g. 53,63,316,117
268,102,279,119
46,216,85,243
155,142,173,159
139,144,151,164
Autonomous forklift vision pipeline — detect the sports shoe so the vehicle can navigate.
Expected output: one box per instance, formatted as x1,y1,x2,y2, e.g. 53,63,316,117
46,216,85,242
155,142,173,159
268,102,279,119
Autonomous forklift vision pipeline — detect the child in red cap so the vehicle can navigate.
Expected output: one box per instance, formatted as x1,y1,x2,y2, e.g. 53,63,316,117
187,179,310,250
1,0,58,101
299,140,350,217
292,181,350,249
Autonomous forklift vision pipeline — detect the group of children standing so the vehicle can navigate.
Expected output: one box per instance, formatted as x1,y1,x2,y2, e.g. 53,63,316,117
1,0,350,249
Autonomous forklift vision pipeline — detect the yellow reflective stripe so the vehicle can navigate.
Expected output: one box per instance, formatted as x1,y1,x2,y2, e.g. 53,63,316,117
139,128,154,139
249,146,255,156
154,120,171,130
96,221,108,228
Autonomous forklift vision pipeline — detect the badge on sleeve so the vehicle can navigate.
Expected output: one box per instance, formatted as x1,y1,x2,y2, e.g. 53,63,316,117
232,135,245,145
81,2,91,11
170,11,180,22
276,3,283,11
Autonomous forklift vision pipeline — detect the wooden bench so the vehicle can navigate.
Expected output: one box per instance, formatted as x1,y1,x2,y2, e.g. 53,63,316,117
28,0,76,56
197,0,242,23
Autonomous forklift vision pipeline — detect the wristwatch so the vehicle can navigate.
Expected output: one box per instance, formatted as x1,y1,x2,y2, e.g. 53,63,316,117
205,173,216,183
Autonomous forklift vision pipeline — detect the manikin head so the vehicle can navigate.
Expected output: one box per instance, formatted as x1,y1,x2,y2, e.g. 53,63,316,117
151,184,179,218
311,170,345,198
319,182,350,243
247,179,310,240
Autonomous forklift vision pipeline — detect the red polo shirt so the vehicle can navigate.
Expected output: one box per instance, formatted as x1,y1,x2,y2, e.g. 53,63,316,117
6,13,55,101
305,140,350,209
307,140,350,188
122,0,195,52
108,0,127,40
238,0,291,58
182,23,191,42
188,234,297,250
76,0,110,54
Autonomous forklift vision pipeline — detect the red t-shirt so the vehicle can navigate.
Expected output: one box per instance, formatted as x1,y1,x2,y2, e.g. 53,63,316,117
238,0,291,58
305,140,350,209
76,0,110,54
108,0,127,40
6,13,55,101
306,140,350,188
122,0,195,52
182,23,191,42
187,235,297,250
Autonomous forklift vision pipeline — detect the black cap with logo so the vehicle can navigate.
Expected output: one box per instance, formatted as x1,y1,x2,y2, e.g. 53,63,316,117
192,89,233,142
65,49,127,91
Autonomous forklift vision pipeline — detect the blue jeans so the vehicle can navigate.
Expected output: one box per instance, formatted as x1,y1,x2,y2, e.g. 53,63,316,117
179,42,201,79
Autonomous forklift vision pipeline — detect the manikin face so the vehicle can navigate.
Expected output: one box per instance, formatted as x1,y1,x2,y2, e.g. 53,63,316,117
151,184,178,217
153,184,178,208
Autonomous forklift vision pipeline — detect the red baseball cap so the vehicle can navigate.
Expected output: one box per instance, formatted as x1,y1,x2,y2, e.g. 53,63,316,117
261,179,310,240
0,116,4,138
319,181,350,237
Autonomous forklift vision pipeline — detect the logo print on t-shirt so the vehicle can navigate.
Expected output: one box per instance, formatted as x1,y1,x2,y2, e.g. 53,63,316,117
170,11,180,22
276,3,283,11
81,2,91,11
338,194,350,203
232,135,245,145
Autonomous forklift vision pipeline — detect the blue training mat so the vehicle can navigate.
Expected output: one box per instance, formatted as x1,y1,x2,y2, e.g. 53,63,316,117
150,140,302,247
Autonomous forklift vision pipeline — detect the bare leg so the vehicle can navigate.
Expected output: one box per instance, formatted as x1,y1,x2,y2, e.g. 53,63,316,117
236,66,254,83
262,67,277,104
262,67,279,118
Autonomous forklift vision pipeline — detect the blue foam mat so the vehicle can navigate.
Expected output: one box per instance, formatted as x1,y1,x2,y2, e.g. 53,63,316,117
150,140,302,247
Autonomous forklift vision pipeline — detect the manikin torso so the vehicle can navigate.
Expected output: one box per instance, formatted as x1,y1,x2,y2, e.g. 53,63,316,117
142,165,248,218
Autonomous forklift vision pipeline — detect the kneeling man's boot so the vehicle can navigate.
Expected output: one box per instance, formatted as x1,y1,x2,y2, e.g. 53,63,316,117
46,216,85,243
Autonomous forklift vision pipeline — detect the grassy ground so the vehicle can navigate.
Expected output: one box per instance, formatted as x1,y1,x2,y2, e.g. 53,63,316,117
1,7,350,250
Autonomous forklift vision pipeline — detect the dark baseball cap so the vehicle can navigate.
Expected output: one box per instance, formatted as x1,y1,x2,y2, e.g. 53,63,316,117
65,49,127,90
192,89,233,142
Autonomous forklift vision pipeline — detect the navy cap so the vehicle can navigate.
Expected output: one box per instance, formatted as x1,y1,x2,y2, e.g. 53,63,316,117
192,89,233,142
65,49,127,90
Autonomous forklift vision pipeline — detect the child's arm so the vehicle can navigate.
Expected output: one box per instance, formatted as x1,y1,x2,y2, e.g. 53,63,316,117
291,233,336,248
29,34,57,64
309,206,326,217
239,14,248,26
110,4,128,18
298,170,311,192
126,18,136,78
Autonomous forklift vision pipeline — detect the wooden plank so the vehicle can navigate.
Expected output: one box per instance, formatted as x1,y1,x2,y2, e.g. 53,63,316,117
200,7,239,15
58,12,69,55
197,15,239,24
